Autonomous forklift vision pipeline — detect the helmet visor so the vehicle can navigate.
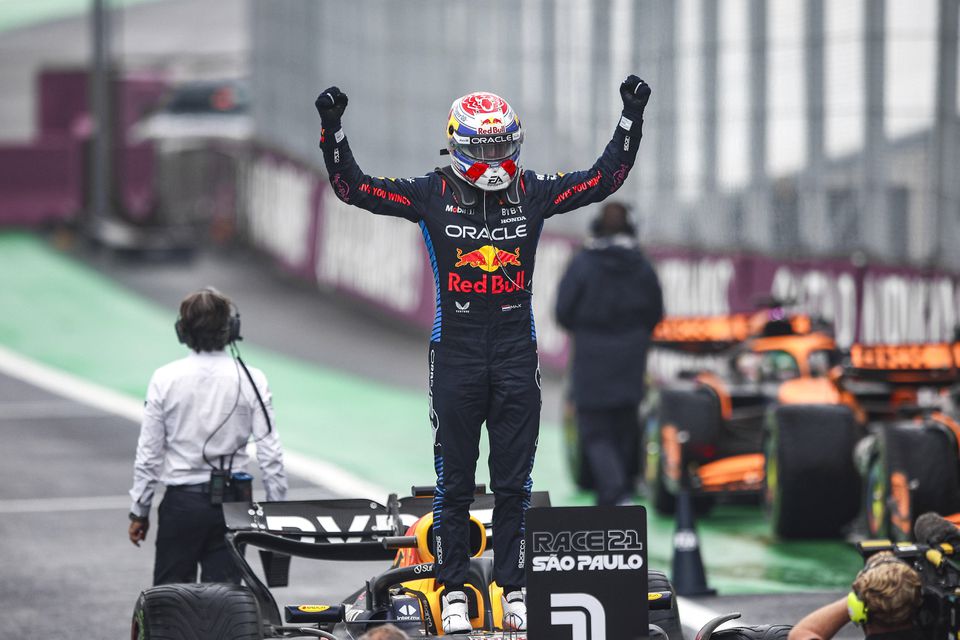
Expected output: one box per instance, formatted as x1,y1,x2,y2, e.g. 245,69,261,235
460,140,519,162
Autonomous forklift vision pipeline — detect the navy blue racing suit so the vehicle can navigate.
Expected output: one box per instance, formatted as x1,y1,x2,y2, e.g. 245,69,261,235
319,111,643,591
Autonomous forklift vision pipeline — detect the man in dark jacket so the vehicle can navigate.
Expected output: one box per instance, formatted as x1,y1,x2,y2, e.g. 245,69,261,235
555,202,663,506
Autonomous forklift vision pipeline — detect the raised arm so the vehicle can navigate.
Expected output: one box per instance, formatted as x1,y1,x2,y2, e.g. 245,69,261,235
528,75,651,218
315,86,428,222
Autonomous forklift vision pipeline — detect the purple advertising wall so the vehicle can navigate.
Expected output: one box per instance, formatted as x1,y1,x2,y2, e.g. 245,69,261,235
239,148,960,372
0,68,165,226
0,139,83,224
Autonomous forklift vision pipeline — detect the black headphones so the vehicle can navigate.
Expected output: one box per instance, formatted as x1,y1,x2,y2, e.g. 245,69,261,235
590,204,638,238
175,287,242,347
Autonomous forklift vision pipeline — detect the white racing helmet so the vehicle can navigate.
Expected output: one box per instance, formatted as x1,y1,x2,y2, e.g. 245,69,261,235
446,91,523,191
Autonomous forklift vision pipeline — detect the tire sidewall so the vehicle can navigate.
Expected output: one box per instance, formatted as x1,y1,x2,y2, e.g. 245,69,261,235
131,591,148,640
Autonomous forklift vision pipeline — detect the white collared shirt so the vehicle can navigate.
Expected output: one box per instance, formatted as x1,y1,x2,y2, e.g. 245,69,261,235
129,350,287,517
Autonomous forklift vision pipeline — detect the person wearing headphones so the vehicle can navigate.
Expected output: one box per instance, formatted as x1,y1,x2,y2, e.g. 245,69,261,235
127,288,287,585
787,551,924,640
555,201,663,506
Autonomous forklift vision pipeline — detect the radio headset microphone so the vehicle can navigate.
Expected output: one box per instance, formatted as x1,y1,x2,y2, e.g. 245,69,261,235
914,512,960,546
201,314,274,471
482,190,532,295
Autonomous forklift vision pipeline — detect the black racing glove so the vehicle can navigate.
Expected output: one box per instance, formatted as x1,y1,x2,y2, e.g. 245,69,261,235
620,75,651,119
315,86,348,129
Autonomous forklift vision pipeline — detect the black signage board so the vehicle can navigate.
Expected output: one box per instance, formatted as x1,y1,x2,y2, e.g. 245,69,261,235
526,506,648,640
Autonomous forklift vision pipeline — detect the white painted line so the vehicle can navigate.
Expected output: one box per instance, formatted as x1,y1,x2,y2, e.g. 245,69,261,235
0,496,130,514
0,494,131,513
0,400,108,420
0,487,363,515
282,449,387,500
0,344,143,422
0,344,389,500
677,597,741,637
0,487,361,515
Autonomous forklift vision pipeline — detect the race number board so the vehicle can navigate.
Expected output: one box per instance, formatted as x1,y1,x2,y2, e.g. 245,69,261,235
525,506,648,640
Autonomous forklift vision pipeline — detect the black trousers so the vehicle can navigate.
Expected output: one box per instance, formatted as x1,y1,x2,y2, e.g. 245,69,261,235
429,340,540,592
577,405,640,506
153,487,241,585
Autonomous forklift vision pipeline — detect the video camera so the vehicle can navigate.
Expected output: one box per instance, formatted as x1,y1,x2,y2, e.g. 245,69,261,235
856,512,960,639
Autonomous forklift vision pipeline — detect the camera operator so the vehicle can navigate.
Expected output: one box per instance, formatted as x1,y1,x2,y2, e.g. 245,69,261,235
788,551,923,640
127,288,287,585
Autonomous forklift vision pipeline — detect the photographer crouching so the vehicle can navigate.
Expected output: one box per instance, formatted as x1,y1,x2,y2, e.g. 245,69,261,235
789,551,923,640
790,512,960,640
127,288,287,585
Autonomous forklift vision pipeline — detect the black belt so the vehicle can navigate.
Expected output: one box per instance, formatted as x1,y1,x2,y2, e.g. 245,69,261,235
166,482,209,494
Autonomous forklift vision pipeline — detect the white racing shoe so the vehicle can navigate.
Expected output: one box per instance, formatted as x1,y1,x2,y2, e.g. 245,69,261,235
441,590,472,635
502,589,527,631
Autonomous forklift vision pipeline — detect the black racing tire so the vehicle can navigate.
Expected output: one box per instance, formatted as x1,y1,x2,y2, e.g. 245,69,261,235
865,419,960,541
863,440,890,539
643,404,669,512
890,418,960,524
649,387,720,516
711,625,792,640
648,428,677,515
131,582,263,640
766,404,860,539
648,569,684,640
658,387,722,460
562,399,594,490
647,426,716,516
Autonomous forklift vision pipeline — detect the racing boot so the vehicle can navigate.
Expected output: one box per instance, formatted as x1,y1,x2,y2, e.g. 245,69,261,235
441,590,472,634
502,589,527,631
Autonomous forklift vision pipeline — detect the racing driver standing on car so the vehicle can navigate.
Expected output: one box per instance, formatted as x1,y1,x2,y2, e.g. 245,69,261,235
315,76,650,634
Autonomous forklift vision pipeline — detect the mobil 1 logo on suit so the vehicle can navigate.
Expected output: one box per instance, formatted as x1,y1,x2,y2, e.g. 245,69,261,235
525,506,647,640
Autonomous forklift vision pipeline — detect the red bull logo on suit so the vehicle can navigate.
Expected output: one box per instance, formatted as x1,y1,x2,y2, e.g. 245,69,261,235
454,245,520,273
450,245,525,293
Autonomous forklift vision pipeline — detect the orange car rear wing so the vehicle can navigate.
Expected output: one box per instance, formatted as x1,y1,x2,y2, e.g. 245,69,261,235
652,312,820,353
845,343,960,386
652,314,752,353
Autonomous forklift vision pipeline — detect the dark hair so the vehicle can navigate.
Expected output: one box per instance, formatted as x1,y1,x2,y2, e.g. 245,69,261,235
178,289,232,352
590,201,636,237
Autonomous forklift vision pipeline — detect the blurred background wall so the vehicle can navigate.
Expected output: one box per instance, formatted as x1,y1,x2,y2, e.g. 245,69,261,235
2,0,960,364
250,0,960,268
